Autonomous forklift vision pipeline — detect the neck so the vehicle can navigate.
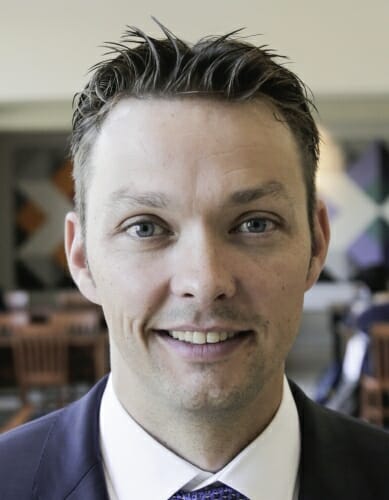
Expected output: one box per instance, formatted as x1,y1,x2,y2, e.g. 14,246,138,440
113,368,284,472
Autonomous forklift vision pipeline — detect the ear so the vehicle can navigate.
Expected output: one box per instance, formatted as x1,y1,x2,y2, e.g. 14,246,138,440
305,199,330,291
64,212,101,305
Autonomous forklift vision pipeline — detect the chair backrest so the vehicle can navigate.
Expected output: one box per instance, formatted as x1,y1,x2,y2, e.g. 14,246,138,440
50,310,100,335
12,324,68,387
370,322,389,385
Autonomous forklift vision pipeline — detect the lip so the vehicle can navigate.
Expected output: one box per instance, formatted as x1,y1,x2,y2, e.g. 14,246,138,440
153,329,254,362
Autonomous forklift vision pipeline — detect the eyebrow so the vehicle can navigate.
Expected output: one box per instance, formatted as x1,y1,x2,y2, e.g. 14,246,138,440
105,181,290,212
106,189,170,211
225,181,291,206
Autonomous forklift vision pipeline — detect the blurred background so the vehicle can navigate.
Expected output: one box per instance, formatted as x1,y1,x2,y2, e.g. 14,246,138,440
1,0,389,430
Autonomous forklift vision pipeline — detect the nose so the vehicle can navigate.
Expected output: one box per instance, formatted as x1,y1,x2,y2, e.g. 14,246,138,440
170,230,237,304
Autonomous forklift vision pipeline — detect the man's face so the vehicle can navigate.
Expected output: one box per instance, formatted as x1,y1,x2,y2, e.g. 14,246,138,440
67,98,328,417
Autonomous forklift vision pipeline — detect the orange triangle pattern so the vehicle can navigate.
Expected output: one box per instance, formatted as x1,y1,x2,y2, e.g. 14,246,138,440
16,201,46,234
52,159,75,201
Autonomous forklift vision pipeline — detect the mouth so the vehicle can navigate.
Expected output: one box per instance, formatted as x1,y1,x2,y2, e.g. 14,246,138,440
155,329,253,344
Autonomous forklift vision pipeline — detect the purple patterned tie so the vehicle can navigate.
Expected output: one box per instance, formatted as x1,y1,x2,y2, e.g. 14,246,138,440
169,483,249,499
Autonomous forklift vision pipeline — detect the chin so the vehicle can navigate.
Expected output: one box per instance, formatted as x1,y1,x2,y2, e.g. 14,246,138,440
173,375,266,415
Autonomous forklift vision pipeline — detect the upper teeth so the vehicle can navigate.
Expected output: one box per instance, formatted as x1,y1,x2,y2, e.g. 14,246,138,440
168,331,237,344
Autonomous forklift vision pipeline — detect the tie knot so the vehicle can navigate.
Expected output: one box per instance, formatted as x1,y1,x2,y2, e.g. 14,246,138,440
170,483,249,500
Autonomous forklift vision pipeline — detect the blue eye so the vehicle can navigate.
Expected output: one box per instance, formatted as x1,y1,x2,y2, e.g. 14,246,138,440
125,221,166,238
237,218,275,233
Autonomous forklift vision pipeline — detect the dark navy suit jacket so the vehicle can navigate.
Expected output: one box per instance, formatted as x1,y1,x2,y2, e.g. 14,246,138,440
1,377,389,499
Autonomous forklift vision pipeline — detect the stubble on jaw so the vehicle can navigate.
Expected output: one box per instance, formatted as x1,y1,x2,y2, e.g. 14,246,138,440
138,352,284,472
145,317,283,416
110,323,286,472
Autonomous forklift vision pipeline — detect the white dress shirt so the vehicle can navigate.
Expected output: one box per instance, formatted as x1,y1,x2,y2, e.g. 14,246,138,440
99,375,300,500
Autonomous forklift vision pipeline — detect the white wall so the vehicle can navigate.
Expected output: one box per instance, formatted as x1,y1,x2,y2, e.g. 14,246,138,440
0,0,389,102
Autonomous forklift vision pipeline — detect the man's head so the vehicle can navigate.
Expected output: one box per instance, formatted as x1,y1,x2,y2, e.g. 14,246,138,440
71,22,319,240
66,24,329,439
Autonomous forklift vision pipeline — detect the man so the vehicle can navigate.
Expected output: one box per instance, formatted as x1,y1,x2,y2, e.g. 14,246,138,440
1,22,388,500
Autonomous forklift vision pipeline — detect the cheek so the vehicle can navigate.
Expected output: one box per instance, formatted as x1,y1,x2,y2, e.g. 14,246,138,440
91,250,168,324
245,247,310,297
271,263,309,345
244,252,309,333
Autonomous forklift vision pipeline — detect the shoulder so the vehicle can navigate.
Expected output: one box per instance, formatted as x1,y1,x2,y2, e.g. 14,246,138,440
0,408,64,497
294,381,389,452
0,377,108,499
290,380,389,498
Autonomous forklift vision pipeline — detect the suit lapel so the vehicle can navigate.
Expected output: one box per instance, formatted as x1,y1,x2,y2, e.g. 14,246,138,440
33,377,109,500
290,381,359,500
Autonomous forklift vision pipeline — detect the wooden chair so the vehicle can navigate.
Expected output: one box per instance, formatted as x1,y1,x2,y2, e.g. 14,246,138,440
50,310,100,335
12,323,69,409
360,322,389,426
51,310,109,381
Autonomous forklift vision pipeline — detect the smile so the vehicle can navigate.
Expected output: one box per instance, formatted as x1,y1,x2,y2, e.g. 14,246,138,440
155,329,254,361
167,330,239,344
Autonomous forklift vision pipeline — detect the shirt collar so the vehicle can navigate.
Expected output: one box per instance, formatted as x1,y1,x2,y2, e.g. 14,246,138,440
99,374,300,500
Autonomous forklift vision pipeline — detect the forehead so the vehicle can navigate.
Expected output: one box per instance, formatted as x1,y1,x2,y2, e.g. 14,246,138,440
88,97,305,213
96,97,297,155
